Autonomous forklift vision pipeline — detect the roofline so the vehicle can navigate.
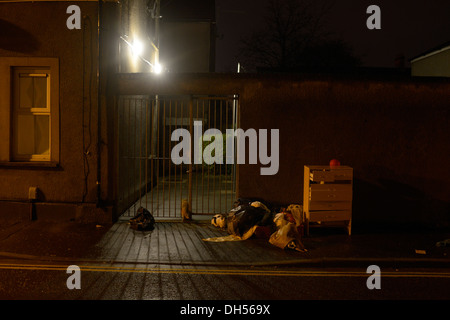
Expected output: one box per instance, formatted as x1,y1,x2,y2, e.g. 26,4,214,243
410,42,450,63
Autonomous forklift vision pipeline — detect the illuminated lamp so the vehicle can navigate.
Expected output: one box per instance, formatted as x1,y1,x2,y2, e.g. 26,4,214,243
131,39,144,56
153,62,162,74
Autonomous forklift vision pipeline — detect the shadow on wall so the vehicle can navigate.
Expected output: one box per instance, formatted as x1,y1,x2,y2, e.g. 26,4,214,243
0,19,40,53
352,173,450,233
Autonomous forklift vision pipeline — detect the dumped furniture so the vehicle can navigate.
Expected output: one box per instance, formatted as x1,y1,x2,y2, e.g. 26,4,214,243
303,165,353,235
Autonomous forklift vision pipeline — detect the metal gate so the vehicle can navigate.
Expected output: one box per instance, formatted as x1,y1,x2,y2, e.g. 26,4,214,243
117,95,239,220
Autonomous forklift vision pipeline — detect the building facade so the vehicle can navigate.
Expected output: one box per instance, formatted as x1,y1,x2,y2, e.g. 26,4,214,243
0,0,217,224
1,1,449,231
0,0,113,223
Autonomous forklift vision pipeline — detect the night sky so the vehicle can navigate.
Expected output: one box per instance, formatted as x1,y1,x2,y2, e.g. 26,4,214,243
215,0,450,72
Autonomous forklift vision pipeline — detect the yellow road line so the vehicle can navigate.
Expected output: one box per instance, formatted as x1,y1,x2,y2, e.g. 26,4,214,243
0,262,449,278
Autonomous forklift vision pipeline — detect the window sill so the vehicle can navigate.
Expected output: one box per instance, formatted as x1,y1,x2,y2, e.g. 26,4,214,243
0,161,59,168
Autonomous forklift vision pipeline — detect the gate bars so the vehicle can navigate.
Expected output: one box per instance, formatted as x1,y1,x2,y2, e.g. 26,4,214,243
116,95,239,220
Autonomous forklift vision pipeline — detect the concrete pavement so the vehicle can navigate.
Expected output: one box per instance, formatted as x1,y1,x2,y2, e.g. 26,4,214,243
0,216,449,269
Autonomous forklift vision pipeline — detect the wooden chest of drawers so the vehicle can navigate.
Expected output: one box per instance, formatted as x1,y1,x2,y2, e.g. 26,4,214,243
303,165,353,235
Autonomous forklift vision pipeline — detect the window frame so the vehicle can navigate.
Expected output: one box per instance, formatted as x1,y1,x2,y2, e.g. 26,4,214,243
0,57,59,166
12,67,52,161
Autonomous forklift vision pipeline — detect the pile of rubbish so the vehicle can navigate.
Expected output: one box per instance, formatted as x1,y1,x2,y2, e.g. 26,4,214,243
127,199,307,252
128,207,156,231
205,198,307,252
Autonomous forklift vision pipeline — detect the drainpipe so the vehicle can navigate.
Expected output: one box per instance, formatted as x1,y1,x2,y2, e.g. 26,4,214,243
96,0,102,207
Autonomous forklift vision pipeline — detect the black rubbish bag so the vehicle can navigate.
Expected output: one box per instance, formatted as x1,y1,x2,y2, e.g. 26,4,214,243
129,207,155,231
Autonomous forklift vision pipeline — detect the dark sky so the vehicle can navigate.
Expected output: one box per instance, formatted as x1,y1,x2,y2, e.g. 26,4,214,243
215,0,450,72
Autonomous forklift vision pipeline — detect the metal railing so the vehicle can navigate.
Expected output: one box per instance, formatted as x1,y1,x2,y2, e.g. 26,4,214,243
116,95,238,220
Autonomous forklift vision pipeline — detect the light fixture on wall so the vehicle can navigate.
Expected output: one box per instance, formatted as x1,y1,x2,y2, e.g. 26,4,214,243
120,35,163,74
131,38,144,57
153,62,162,74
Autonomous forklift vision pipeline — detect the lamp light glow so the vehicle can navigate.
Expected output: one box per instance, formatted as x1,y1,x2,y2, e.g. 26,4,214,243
153,62,162,74
131,39,144,56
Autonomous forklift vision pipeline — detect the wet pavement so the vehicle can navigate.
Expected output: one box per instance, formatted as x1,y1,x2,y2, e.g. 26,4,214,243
0,216,449,269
